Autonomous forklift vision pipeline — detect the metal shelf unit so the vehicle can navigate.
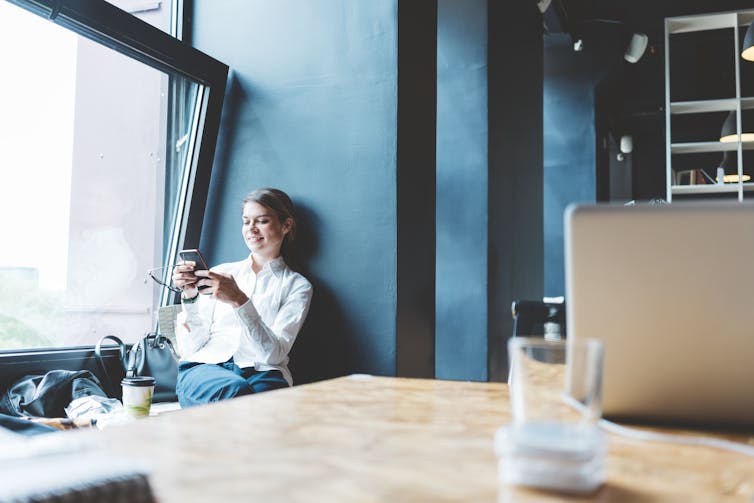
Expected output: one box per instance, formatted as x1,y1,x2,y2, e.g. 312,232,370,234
665,10,754,201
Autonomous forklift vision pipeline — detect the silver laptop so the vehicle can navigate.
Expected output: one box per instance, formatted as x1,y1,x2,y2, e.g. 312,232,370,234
565,202,754,427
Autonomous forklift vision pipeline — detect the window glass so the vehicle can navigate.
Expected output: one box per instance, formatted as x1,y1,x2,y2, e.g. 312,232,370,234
0,1,200,349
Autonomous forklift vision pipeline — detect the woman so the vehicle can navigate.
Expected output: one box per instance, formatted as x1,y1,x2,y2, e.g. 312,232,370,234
172,188,312,407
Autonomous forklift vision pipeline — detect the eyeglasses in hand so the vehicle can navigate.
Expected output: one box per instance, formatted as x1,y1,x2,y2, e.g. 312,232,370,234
144,266,181,294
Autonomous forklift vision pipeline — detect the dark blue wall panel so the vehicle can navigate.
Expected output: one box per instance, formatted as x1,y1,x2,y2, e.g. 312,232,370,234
543,34,596,297
435,0,488,381
488,0,544,381
192,0,399,382
395,0,437,378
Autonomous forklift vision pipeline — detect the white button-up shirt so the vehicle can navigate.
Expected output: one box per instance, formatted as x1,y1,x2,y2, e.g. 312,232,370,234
175,254,313,386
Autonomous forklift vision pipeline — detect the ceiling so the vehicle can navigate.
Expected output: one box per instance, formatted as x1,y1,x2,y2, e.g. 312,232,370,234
541,0,754,198
544,0,754,48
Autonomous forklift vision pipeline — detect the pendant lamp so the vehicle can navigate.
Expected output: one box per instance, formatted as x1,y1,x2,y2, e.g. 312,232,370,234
719,110,754,143
715,151,751,183
743,20,754,61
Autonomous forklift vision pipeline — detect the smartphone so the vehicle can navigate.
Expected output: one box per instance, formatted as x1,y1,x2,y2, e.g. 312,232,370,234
178,249,210,290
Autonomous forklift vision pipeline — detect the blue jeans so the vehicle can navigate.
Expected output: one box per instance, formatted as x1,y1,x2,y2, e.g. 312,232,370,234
176,359,288,408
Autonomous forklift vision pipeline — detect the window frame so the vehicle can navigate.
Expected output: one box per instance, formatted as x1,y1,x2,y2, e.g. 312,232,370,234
0,0,227,367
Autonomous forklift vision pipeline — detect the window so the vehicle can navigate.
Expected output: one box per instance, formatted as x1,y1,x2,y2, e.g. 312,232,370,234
0,0,227,351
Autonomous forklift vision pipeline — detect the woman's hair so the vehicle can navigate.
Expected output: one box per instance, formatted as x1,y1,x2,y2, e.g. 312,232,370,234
242,188,297,246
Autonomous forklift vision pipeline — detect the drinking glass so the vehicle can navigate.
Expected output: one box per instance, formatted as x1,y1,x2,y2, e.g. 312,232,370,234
495,337,605,493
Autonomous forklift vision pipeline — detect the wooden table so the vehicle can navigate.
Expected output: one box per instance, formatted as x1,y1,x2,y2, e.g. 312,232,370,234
101,376,754,502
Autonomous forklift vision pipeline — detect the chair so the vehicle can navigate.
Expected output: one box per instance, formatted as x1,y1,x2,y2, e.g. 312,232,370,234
510,299,566,339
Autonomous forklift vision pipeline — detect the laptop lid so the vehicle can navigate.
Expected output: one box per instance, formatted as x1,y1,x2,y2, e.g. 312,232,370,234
565,202,754,427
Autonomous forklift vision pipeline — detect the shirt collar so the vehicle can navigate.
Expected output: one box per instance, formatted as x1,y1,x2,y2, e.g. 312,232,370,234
248,253,286,277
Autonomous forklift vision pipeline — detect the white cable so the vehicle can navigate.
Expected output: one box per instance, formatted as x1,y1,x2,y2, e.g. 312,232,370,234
598,417,754,458
560,394,754,458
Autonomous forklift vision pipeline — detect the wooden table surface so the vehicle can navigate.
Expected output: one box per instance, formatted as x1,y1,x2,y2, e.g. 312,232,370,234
100,375,754,502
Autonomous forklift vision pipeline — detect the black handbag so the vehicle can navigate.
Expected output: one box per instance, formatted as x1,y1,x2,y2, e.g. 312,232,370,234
95,333,179,403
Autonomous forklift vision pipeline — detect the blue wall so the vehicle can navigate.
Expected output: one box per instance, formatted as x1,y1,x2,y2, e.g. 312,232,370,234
192,0,400,381
435,0,544,381
403,0,544,382
435,0,488,380
190,0,544,383
543,34,597,297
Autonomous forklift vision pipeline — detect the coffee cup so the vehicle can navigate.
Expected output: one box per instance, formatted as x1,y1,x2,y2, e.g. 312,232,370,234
121,376,156,417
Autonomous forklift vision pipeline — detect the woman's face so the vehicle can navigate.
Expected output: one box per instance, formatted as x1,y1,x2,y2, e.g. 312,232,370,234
242,202,291,259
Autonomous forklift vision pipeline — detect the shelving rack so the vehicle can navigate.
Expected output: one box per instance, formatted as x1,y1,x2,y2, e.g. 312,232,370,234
665,10,754,201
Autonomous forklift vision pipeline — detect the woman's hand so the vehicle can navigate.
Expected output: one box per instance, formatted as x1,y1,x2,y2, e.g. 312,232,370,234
194,270,249,308
172,261,201,299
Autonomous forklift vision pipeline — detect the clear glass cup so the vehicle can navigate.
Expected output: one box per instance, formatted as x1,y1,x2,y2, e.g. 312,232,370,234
495,337,606,494
509,337,603,426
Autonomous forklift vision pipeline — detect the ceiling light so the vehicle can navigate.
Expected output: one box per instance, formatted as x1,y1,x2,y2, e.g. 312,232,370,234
715,151,751,184
742,20,754,61
624,33,648,63
719,111,754,143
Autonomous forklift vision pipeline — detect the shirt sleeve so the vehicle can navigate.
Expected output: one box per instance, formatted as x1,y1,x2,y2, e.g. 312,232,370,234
233,277,313,366
175,297,212,357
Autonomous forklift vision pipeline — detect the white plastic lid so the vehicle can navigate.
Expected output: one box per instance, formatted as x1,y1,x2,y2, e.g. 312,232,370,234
495,422,604,461
494,422,606,493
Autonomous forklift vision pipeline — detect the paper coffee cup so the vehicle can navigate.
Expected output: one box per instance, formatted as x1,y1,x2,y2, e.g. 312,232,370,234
121,376,155,417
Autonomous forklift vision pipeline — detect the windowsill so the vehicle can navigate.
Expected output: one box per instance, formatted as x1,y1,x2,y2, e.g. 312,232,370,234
150,402,181,416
